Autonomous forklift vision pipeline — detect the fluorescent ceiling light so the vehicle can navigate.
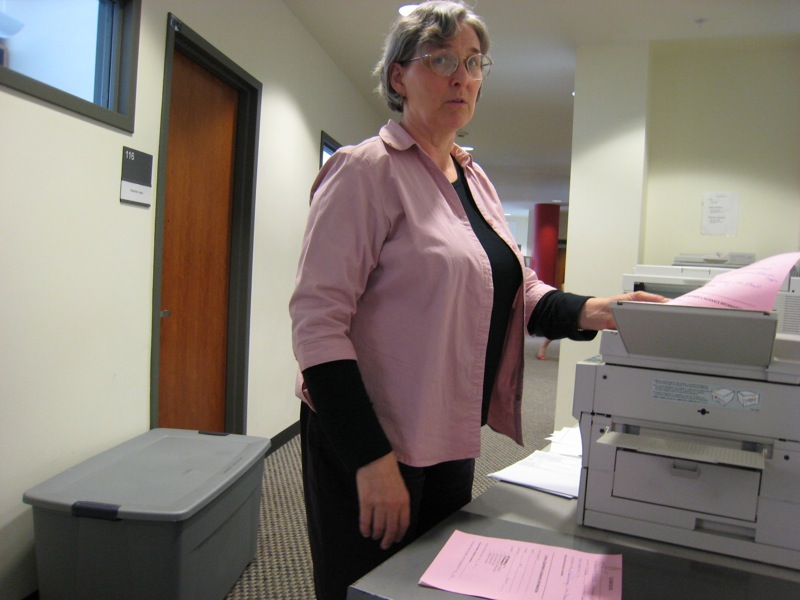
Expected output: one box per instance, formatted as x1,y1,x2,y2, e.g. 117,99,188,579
399,5,418,16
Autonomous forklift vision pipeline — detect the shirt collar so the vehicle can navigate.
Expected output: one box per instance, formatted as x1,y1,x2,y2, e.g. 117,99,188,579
379,120,474,169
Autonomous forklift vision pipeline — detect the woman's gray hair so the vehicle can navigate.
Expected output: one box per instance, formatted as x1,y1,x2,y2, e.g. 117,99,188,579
374,1,490,113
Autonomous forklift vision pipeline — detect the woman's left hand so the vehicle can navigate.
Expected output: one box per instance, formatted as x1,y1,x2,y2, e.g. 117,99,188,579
578,291,668,331
355,452,410,550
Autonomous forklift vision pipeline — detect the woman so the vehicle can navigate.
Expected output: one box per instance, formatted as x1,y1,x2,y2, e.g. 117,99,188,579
290,2,662,598
537,337,552,360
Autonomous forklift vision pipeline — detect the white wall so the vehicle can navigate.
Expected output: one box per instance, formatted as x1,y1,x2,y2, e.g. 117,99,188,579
506,213,529,255
555,35,800,429
0,1,382,597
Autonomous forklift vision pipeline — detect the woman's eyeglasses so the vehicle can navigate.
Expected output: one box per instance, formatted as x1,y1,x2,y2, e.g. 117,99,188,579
406,50,493,81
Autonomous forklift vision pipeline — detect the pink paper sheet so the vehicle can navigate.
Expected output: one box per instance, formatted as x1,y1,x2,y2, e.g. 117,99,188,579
667,252,800,311
419,529,622,600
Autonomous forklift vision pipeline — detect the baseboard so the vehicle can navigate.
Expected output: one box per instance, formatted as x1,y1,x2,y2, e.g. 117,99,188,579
264,421,300,458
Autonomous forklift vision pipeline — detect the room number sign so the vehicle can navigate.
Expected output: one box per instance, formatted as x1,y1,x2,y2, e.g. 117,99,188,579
120,146,154,206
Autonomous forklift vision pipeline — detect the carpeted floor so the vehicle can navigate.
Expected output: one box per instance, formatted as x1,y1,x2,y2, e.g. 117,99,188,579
226,337,559,599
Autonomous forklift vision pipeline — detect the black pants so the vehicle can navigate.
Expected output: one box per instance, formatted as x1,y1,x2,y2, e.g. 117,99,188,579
300,403,475,600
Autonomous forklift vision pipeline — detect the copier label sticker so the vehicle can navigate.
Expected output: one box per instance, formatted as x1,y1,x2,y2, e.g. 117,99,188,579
651,378,761,411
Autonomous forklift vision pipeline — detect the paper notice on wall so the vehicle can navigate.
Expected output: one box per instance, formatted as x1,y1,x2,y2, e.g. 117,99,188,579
667,251,800,311
701,192,738,236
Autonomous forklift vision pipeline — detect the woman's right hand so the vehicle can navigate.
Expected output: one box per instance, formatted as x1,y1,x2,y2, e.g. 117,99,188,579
355,452,410,550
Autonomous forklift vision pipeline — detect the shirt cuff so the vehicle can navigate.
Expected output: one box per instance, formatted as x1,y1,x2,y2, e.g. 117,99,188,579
528,290,598,341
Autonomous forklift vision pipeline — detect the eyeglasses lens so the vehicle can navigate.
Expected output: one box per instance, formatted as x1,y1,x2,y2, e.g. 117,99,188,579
427,52,490,80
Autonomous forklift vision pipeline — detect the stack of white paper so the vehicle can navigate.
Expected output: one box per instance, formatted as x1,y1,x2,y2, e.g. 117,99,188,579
489,426,582,498
544,425,582,458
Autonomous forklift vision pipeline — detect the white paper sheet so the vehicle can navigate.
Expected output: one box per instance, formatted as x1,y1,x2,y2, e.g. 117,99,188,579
489,450,581,498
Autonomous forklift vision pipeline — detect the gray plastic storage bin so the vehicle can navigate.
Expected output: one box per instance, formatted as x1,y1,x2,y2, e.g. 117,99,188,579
23,428,271,600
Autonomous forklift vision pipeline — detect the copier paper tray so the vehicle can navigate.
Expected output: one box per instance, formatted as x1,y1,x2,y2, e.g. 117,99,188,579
597,431,766,470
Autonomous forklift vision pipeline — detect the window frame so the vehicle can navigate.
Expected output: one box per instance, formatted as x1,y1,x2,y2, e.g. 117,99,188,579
0,0,141,132
320,130,342,169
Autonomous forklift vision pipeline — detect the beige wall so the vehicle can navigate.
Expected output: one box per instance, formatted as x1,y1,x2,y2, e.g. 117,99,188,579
645,37,800,262
556,43,650,429
0,1,382,597
555,35,800,429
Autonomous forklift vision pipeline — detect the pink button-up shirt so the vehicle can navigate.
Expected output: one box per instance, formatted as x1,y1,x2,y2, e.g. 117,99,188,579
290,121,554,467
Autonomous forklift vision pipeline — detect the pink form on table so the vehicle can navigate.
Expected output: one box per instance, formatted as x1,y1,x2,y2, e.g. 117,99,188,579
667,252,800,311
419,529,622,600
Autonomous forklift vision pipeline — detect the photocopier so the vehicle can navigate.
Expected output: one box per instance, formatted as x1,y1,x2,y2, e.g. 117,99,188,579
573,301,800,570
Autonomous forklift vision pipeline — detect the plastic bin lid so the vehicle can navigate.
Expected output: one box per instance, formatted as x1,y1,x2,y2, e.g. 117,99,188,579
23,429,271,522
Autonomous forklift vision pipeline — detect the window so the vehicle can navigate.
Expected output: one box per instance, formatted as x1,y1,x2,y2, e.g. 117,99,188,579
0,0,141,132
320,131,341,168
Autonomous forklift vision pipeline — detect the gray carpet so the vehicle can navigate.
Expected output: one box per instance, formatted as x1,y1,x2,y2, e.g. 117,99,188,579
226,337,559,599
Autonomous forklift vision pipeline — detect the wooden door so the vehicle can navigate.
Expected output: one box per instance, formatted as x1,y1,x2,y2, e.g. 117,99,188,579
157,49,239,432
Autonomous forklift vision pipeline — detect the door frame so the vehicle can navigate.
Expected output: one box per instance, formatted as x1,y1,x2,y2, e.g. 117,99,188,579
150,14,261,433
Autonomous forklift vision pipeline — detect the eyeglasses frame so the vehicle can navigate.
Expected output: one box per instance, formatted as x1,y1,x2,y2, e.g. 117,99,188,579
405,50,493,81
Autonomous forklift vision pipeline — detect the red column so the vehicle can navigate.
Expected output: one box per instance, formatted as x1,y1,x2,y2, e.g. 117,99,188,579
532,204,559,286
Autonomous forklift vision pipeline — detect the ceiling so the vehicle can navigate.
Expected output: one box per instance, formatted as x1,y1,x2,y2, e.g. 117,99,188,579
283,0,800,215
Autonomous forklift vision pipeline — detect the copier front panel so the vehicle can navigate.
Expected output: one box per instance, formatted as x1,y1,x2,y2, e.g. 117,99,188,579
573,307,800,569
574,357,800,571
590,362,799,446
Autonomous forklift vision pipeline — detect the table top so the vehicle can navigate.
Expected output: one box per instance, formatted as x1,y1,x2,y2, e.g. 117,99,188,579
347,483,800,599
